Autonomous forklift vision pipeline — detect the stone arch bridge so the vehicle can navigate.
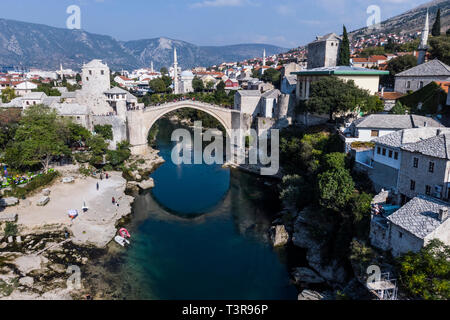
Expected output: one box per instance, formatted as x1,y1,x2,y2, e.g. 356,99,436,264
126,100,246,155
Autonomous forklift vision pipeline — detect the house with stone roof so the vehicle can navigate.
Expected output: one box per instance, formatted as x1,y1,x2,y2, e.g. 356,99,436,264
394,59,450,94
370,194,450,256
341,114,443,153
369,127,450,193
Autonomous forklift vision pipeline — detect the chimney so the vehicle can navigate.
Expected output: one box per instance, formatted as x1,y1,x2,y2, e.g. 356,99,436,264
437,129,442,136
438,208,448,222
381,87,385,96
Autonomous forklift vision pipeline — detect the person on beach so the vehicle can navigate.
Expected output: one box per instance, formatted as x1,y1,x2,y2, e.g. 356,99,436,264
96,182,99,190
112,197,115,204
106,173,109,179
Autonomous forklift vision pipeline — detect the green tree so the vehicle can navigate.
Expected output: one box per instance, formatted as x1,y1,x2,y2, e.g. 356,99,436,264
398,239,450,300
87,134,108,166
160,67,168,75
66,121,91,147
0,108,21,150
429,35,450,65
387,55,418,75
306,76,368,121
161,75,173,89
390,101,407,114
431,8,441,37
1,87,17,103
5,105,70,173
94,124,113,141
205,81,215,91
362,95,384,114
447,28,450,36
318,167,355,211
106,141,131,167
338,25,350,66
149,78,168,94
279,174,313,209
76,73,82,83
261,68,281,88
192,76,205,92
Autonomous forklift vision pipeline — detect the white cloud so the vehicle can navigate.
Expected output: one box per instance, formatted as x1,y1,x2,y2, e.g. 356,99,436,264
190,0,256,8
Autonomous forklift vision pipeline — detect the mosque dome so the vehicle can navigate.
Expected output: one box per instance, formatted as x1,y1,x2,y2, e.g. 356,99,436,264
181,70,194,79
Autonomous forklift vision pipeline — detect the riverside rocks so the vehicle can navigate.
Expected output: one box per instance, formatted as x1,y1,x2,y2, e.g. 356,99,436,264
0,197,19,207
292,267,325,284
270,225,289,247
0,232,95,300
298,289,334,300
36,196,50,207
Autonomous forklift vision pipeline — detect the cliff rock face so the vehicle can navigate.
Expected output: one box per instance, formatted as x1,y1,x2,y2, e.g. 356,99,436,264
0,19,286,70
292,209,348,285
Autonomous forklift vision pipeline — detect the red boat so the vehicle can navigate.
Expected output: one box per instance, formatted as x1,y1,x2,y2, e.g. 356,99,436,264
119,228,131,239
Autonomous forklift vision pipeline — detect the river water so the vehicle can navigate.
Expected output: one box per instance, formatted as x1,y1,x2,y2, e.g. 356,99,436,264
86,119,298,300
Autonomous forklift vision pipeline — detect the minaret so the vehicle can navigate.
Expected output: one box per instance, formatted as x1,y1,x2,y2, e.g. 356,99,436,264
173,48,179,94
263,49,266,66
418,9,429,65
151,61,154,73
59,63,63,78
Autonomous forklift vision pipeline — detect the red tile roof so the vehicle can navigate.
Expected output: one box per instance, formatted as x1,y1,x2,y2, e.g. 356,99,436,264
435,81,450,94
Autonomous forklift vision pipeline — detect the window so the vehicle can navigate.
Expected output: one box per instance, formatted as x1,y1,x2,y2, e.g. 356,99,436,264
399,232,403,239
429,162,434,173
371,130,379,137
377,147,381,154
407,81,411,89
413,157,419,168
101,70,104,75
419,81,424,89
426,185,431,195
382,148,386,156
86,77,89,81
89,70,92,75
394,152,399,160
388,150,393,158
410,180,416,191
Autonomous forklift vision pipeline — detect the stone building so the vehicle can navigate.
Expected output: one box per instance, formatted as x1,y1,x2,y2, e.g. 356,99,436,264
394,59,450,94
370,195,450,256
397,131,450,204
369,127,447,193
307,33,341,69
293,66,388,103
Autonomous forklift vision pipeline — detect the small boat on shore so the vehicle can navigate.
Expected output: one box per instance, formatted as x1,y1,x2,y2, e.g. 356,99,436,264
119,228,131,239
114,235,130,247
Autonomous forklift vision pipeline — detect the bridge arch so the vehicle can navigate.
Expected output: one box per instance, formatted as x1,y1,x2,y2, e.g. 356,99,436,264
127,100,242,156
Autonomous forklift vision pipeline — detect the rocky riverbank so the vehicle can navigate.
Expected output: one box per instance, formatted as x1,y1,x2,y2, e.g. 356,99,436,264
0,147,165,300
270,206,374,300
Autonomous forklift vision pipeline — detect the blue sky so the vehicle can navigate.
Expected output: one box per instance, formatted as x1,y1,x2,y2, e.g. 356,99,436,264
1,0,429,48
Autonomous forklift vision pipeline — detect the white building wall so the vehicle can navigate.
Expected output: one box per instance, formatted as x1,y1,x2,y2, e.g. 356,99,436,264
373,145,401,170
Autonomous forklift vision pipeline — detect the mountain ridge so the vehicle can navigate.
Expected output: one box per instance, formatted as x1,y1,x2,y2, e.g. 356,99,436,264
0,18,287,71
349,0,450,38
